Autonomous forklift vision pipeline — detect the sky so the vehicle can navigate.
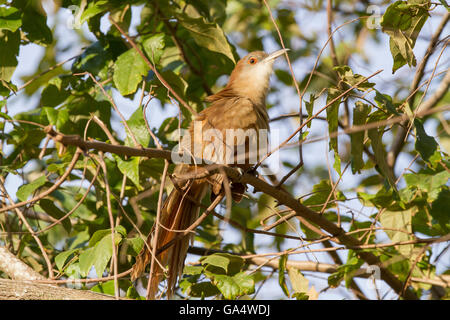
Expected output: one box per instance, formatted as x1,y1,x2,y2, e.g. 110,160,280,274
2,0,449,299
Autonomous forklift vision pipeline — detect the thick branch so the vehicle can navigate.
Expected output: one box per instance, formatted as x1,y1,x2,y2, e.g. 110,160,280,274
0,279,115,300
0,246,45,281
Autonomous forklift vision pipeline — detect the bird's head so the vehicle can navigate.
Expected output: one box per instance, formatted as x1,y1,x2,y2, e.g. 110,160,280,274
227,49,289,104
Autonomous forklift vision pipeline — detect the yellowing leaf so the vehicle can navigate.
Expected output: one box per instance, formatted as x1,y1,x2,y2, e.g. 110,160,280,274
287,267,309,298
380,209,413,256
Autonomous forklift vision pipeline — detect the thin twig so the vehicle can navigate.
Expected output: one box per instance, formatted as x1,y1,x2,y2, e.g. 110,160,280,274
147,159,169,300
97,153,119,300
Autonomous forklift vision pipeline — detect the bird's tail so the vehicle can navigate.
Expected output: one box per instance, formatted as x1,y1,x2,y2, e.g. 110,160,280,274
131,176,207,299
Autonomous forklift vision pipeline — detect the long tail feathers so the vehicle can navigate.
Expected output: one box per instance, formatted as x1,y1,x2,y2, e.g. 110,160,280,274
131,180,207,299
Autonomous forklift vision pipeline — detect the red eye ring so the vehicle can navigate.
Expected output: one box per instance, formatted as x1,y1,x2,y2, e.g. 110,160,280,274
248,57,258,64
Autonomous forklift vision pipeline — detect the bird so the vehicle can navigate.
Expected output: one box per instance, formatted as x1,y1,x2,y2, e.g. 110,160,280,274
131,48,289,299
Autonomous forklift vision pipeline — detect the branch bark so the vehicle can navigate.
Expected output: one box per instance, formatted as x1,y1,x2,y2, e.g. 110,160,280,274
0,279,115,300
0,246,45,281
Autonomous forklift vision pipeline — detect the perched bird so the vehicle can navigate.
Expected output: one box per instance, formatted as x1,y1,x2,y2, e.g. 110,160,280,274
131,49,289,298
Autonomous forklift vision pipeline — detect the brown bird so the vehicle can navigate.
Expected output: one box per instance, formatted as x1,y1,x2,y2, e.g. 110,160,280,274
131,49,289,299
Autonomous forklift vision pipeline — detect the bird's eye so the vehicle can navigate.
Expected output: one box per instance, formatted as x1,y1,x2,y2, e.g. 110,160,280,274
248,57,258,64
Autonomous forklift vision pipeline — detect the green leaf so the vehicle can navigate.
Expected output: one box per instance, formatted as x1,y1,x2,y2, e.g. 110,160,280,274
438,0,450,10
326,87,341,154
292,292,309,300
404,170,450,202
126,285,144,299
78,246,96,277
358,187,398,209
113,48,149,96
55,248,78,271
305,94,316,128
212,272,255,299
374,91,398,115
90,280,116,295
274,69,292,86
278,254,289,296
68,229,90,250
201,253,244,276
43,107,69,131
39,198,71,233
414,119,440,166
81,230,123,278
326,87,342,175
367,111,397,191
72,41,113,77
333,152,342,176
115,225,127,238
125,105,151,147
0,7,22,32
185,281,221,298
161,69,188,99
80,0,108,23
0,30,20,81
115,156,141,189
21,6,53,46
351,102,371,174
89,228,112,247
16,175,47,202
381,1,430,73
177,14,235,63
328,255,364,288
430,189,450,231
92,233,120,278
0,79,17,96
41,77,70,107
125,236,144,257
333,66,375,91
0,109,12,120
142,33,165,65
302,179,346,211
183,265,204,276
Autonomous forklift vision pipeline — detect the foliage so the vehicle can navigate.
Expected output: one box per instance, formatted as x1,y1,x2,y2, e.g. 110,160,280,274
0,0,449,300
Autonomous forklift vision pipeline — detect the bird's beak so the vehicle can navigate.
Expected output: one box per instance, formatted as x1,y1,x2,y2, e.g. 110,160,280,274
263,48,290,62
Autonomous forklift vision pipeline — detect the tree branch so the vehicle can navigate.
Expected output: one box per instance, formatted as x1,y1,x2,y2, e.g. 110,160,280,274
0,246,45,281
0,279,115,300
